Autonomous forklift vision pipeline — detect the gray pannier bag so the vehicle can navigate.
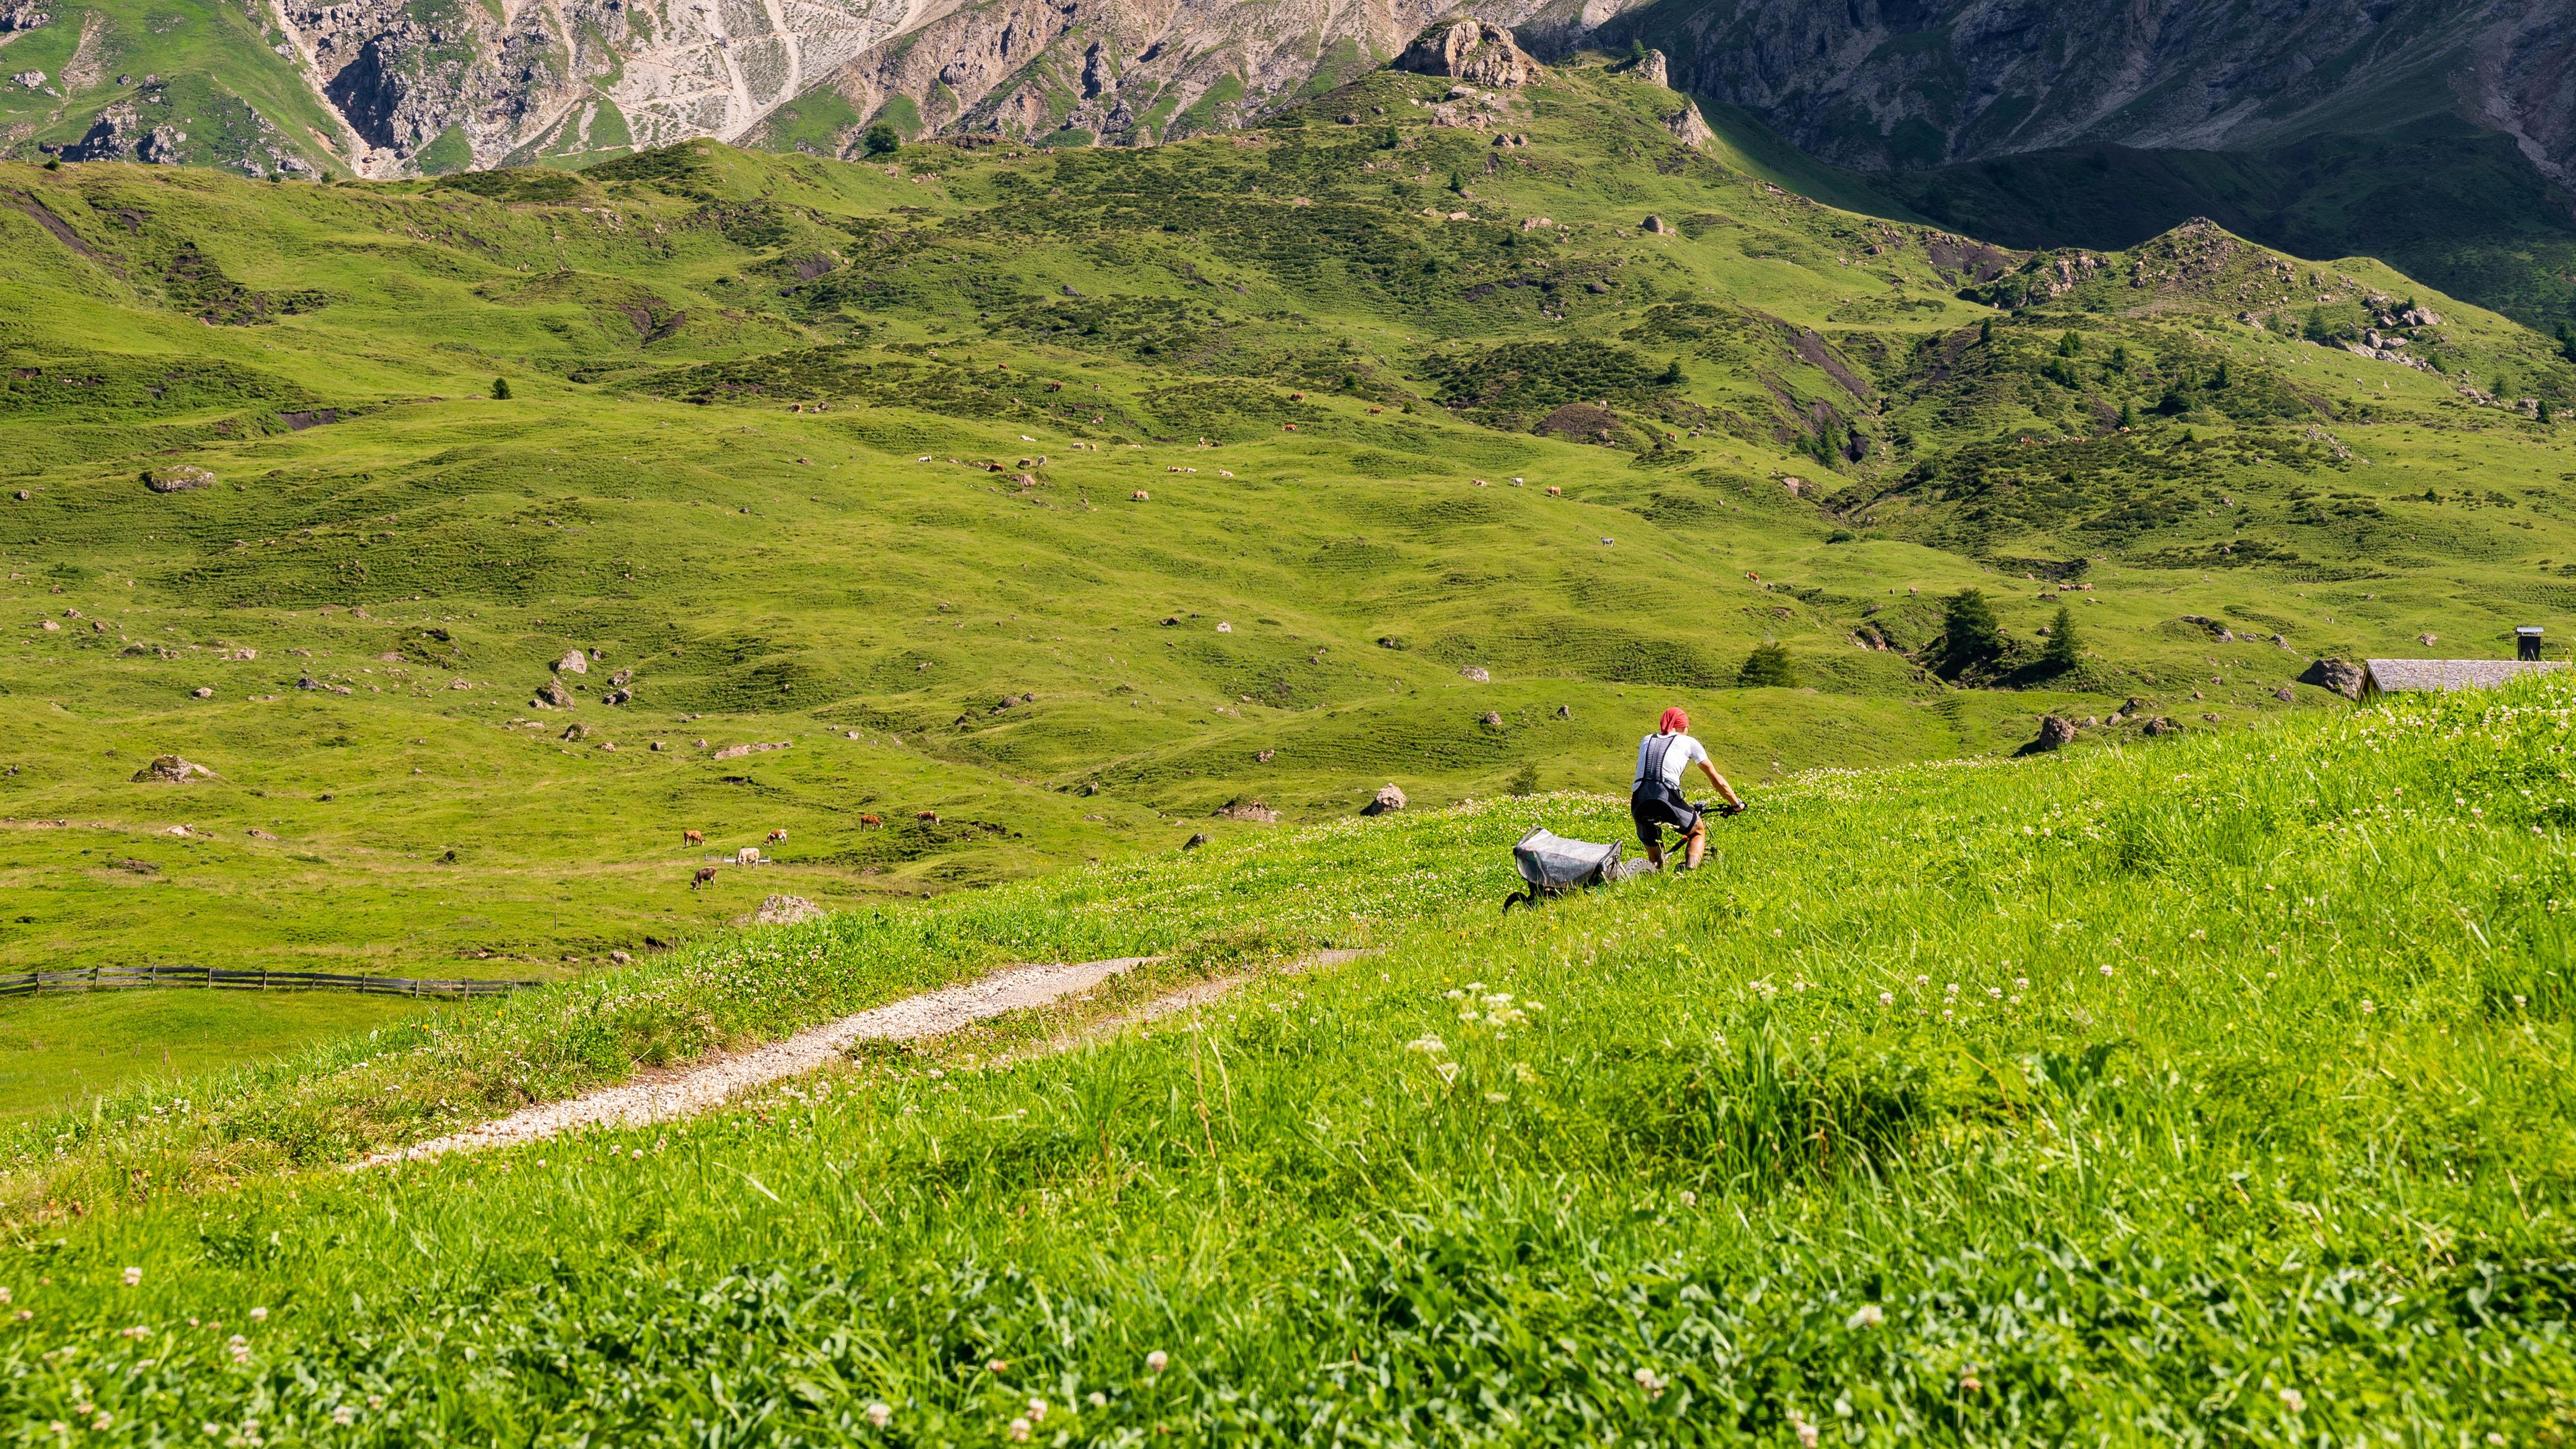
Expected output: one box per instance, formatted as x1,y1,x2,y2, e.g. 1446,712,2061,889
1503,827,1653,911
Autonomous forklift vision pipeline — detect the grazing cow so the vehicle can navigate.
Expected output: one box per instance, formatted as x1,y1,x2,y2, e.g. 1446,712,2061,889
692,866,717,890
860,814,882,827
737,847,762,865
917,810,939,823
683,829,704,846
767,829,788,844
1545,485,1563,497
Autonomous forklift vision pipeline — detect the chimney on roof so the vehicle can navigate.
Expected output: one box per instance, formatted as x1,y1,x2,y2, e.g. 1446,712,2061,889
2517,625,2544,662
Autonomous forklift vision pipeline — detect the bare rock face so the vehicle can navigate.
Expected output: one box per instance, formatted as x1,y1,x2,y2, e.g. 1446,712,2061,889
1396,21,1543,88
1363,782,1408,816
2296,657,2367,700
1633,47,1669,87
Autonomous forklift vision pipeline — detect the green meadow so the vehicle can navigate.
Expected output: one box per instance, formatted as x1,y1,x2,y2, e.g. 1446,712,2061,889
0,674,2569,1440
1,53,2574,1432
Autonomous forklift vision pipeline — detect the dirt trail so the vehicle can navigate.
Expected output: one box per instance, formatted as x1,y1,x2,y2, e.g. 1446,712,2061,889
356,955,1159,1166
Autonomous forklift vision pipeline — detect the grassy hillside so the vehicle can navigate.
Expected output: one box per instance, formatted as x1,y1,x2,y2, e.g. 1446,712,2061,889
2,675,2571,1439
2,58,2574,1112
0,0,346,175
1864,116,2576,333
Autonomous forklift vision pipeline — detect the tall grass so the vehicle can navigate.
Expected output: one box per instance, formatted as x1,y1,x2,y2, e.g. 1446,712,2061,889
5,682,2575,1441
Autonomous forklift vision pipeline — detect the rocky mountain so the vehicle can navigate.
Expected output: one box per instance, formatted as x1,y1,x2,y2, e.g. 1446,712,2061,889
2,0,2570,320
1605,0,2575,187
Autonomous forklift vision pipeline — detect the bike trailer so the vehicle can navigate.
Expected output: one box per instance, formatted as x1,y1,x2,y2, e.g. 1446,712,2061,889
1503,827,1633,911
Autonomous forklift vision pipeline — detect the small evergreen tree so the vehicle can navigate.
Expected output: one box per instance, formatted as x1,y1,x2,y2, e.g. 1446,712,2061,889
491,377,512,400
2041,604,2080,673
2304,306,2333,342
2544,398,2557,425
1938,588,2004,679
1659,356,1684,385
1739,641,1799,688
2109,344,2129,372
1978,317,1993,344
2056,330,2081,357
2118,400,2137,429
1628,37,1648,63
2558,323,2576,365
862,121,902,156
2212,360,2231,389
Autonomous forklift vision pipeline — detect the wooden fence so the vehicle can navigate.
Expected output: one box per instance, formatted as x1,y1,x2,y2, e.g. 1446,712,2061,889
0,965,545,1000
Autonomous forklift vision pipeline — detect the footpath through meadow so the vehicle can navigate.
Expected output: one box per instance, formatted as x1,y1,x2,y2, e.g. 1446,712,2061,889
355,955,1162,1165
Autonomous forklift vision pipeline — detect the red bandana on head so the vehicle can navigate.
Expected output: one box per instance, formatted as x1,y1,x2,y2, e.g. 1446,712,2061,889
1658,707,1689,735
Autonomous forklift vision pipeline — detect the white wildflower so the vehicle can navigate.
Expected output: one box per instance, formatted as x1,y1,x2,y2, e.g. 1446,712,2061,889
1845,1304,1883,1329
864,1402,892,1428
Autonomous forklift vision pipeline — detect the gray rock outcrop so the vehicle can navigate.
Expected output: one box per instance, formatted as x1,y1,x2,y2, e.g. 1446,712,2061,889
1362,783,1407,816
2296,658,2366,700
1396,21,1543,88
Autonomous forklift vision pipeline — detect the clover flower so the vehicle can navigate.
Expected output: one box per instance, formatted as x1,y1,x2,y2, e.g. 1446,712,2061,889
864,1402,892,1428
332,1406,355,1426
1147,1350,1169,1374
1027,1398,1047,1421
250,1307,268,1322
1878,992,1894,1006
1632,1366,1665,1399
2278,1388,2305,1413
1845,1304,1883,1329
1792,1416,1819,1447
1007,1417,1031,1441
122,1267,142,1288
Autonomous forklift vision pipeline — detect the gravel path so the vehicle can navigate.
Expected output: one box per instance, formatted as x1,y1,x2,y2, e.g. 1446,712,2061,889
355,956,1158,1167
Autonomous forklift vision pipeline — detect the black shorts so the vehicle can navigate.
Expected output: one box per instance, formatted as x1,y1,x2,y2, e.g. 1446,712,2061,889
1631,787,1701,848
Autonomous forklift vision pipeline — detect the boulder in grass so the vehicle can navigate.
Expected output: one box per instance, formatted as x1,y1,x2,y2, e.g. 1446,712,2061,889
751,894,825,925
1363,783,1408,816
2143,716,2180,737
131,754,214,783
2023,715,2078,754
1216,799,1279,824
2296,657,2366,700
554,649,588,675
535,678,573,708
1182,832,1211,850
1459,665,1491,683
142,465,214,494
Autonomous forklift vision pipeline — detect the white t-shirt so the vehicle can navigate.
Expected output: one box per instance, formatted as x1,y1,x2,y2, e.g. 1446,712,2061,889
1634,732,1709,791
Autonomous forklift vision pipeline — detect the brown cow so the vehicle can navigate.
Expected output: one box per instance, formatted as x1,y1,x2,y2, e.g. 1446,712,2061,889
859,814,882,827
684,829,704,846
692,866,717,890
917,810,939,823
767,829,788,844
